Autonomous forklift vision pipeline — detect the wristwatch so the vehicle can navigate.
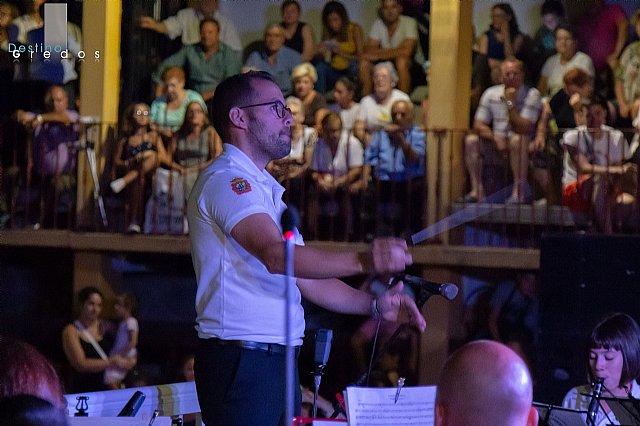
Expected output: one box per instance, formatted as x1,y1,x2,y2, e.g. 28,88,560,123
505,100,514,111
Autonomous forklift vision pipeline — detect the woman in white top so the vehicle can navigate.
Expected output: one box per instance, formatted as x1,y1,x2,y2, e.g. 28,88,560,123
538,23,595,98
562,313,640,426
332,76,361,133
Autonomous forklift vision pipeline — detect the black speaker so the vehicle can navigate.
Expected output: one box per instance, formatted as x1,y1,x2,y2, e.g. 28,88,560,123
537,233,640,404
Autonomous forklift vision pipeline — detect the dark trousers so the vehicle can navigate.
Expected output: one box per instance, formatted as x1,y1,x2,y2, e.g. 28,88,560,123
194,339,301,426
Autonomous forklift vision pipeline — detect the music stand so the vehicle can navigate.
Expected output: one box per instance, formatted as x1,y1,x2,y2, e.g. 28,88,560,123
533,402,586,426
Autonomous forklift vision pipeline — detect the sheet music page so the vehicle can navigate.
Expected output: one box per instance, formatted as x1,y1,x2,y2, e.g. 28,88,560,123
345,386,435,426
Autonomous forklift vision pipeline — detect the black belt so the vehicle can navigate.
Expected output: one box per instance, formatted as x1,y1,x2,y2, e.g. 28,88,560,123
206,337,299,356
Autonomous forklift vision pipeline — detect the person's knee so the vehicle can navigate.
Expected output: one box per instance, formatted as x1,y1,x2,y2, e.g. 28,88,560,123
464,134,480,151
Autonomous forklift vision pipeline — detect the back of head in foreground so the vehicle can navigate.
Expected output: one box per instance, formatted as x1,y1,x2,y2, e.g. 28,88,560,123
0,394,69,426
435,340,538,426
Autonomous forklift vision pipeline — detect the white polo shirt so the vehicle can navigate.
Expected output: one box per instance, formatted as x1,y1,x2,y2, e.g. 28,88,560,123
187,143,305,345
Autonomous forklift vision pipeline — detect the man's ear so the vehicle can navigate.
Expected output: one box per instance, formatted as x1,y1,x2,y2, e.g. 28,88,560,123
527,405,539,426
229,107,248,130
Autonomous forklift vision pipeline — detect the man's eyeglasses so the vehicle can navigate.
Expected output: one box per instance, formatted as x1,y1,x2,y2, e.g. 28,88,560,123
237,100,291,119
136,110,149,116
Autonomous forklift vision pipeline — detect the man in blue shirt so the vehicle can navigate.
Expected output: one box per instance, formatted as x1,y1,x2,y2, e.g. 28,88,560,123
244,23,302,97
359,99,426,237
152,18,241,104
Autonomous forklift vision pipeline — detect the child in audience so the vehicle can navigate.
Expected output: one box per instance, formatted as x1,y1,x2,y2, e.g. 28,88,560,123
104,292,139,389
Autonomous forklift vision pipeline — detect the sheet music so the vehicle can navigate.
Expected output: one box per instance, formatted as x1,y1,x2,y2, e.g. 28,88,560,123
345,386,435,426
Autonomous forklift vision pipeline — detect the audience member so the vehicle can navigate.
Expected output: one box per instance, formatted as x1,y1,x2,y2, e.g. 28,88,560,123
104,292,139,390
266,96,317,208
291,62,330,129
110,103,168,234
614,9,640,123
0,1,18,52
168,101,221,199
61,286,133,393
314,1,364,95
435,340,538,426
574,0,628,99
150,66,207,140
463,58,543,204
561,94,637,233
0,334,65,407
0,395,68,426
332,76,361,132
310,112,363,240
487,272,539,374
358,99,425,237
244,23,302,97
533,0,565,63
477,3,525,88
534,68,593,205
538,23,594,98
354,61,411,147
8,0,42,44
360,0,419,95
280,0,315,62
562,313,640,426
151,18,241,109
139,0,242,53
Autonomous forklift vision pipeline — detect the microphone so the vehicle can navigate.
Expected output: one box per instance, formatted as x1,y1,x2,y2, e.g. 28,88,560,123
117,390,145,416
281,207,300,239
314,329,333,370
394,273,459,303
587,378,603,425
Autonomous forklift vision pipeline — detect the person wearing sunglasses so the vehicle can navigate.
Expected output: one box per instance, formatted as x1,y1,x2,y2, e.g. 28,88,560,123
187,71,426,426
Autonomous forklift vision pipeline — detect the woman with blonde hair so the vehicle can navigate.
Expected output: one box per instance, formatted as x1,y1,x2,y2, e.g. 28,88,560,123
291,62,330,129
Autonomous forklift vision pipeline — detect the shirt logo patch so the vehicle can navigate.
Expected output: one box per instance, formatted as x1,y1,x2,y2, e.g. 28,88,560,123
230,177,252,195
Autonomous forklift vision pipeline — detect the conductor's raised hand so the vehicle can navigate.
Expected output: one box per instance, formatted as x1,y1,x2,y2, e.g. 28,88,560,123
370,238,412,275
377,281,426,332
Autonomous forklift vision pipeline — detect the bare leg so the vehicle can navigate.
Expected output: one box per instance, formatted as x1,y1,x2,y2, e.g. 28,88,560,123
394,56,411,94
464,134,485,201
508,134,529,201
359,60,373,97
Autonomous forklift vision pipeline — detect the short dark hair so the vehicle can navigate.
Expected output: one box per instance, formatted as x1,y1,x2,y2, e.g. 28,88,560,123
199,17,219,32
541,0,564,18
587,313,640,386
43,85,67,113
554,22,577,40
0,395,68,426
281,0,300,14
210,71,277,143
77,286,103,305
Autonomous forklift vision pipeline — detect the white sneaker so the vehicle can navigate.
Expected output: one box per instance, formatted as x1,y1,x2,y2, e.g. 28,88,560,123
534,198,548,207
126,223,141,234
110,178,126,194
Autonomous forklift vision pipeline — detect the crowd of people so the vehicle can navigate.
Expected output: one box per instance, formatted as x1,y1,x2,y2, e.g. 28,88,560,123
0,0,428,239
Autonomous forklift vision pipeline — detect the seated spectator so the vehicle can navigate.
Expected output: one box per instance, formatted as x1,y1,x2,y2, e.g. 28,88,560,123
534,68,593,205
8,0,42,45
561,95,637,233
168,101,221,199
463,58,542,204
435,340,538,426
354,61,411,147
357,99,425,237
0,334,66,407
291,62,330,129
487,272,539,374
0,395,68,426
359,0,419,95
332,76,361,132
477,3,525,89
15,85,79,228
266,96,317,209
538,24,594,98
280,0,315,62
310,113,363,240
533,0,565,64
614,9,640,123
110,103,168,234
314,1,364,95
562,313,640,426
62,287,134,393
104,292,139,390
0,2,18,51
244,23,302,97
574,0,628,100
139,0,242,53
150,66,207,141
151,18,241,109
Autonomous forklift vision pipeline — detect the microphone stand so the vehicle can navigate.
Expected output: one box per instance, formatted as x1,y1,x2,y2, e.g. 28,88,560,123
282,208,299,426
312,363,326,418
